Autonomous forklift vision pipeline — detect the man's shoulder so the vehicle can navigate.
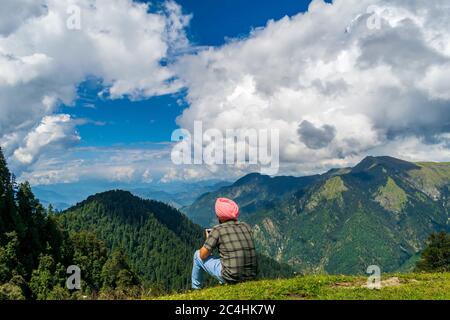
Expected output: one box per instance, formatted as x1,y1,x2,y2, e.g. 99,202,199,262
210,224,223,234
235,221,251,229
211,223,222,230
214,221,251,230
238,221,251,228
211,221,234,231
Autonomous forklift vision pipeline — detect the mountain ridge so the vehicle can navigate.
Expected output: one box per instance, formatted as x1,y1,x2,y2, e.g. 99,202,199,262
183,156,450,274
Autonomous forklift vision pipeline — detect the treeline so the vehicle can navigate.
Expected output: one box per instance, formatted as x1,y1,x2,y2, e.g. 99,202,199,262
0,148,139,299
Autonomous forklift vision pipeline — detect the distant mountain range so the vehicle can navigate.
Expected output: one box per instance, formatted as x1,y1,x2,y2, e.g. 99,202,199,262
183,156,450,275
130,181,230,208
32,179,231,210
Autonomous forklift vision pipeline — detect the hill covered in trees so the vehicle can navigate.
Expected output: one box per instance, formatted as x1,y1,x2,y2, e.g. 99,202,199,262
58,190,205,292
59,190,295,293
0,147,140,299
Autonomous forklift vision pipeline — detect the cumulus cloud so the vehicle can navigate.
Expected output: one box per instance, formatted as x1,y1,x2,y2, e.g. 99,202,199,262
0,0,189,170
0,0,47,36
13,114,80,165
174,0,450,173
418,63,450,100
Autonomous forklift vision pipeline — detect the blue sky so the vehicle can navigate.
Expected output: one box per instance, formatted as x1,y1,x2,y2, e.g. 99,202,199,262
176,0,320,46
2,0,449,186
62,0,319,147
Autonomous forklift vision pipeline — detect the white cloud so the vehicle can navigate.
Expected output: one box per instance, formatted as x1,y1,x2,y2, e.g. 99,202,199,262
0,0,47,36
17,143,249,185
0,0,189,169
161,167,214,183
13,114,80,165
18,145,173,185
0,53,52,86
419,63,450,100
370,135,450,163
174,0,450,173
142,168,153,183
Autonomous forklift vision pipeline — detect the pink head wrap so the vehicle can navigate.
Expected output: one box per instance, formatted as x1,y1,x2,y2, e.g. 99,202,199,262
215,197,239,221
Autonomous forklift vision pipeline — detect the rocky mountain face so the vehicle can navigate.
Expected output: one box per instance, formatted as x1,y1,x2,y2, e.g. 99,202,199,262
184,156,450,274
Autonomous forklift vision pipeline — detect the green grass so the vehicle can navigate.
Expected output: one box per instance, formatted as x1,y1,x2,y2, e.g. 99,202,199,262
374,177,408,213
409,163,450,192
153,273,450,300
306,176,348,210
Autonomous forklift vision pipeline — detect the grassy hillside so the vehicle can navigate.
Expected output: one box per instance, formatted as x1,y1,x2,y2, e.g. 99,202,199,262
156,273,450,300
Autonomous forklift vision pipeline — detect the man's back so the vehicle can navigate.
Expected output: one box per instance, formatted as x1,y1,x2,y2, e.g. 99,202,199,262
204,220,257,283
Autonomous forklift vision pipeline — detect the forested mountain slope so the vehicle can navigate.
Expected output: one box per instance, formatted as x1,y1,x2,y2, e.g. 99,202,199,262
185,156,450,274
59,190,295,292
0,148,139,300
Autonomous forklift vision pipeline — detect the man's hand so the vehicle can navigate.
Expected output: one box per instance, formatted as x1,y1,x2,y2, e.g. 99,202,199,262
199,247,210,260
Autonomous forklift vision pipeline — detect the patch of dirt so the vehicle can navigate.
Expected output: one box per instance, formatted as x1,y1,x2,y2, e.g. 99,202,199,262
287,293,309,300
332,277,404,290
381,277,401,287
331,280,365,289
333,282,356,288
362,277,401,289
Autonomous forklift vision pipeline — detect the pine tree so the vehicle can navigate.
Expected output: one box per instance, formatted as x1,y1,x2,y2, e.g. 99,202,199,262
16,182,47,276
99,249,141,299
0,148,20,239
70,231,108,293
416,232,450,272
0,232,21,283
101,249,139,291
29,254,66,300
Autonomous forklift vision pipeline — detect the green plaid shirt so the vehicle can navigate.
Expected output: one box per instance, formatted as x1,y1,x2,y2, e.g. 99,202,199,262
203,220,257,283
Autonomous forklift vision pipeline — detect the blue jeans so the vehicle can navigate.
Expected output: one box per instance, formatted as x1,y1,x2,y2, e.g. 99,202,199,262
192,250,225,289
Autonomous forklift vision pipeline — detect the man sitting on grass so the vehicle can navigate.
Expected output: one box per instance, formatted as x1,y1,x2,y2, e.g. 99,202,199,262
192,197,257,289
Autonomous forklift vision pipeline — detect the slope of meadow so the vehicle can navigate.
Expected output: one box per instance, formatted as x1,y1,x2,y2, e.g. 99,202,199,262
156,273,450,300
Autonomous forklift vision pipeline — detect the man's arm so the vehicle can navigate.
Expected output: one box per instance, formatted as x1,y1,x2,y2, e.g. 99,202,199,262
201,227,218,260
199,246,210,260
